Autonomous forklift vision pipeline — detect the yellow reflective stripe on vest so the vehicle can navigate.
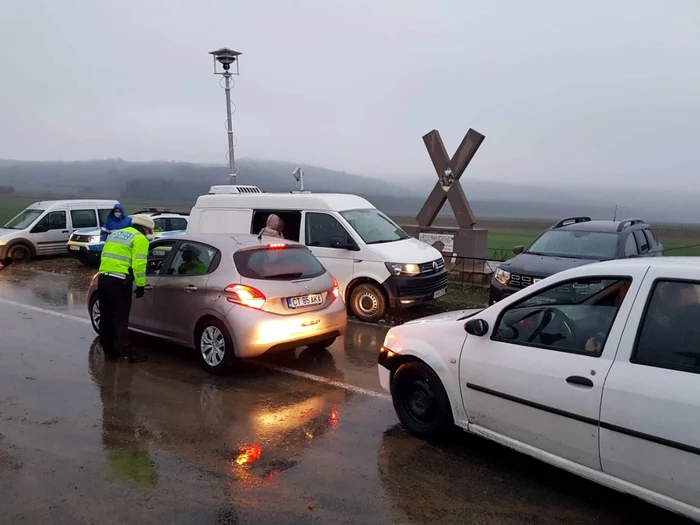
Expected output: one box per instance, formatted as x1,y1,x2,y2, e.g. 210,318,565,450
103,253,131,263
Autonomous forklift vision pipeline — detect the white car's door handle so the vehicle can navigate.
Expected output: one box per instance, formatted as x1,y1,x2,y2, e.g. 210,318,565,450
566,376,593,387
184,285,198,292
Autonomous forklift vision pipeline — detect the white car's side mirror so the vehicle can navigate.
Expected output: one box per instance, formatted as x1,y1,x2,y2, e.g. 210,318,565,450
464,318,489,337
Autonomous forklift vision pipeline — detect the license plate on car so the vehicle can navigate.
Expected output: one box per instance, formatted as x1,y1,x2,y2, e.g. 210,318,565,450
69,245,80,251
287,293,323,309
434,288,447,299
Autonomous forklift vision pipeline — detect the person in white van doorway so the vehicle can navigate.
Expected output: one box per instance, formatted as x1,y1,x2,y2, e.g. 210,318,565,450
258,214,285,239
100,204,132,242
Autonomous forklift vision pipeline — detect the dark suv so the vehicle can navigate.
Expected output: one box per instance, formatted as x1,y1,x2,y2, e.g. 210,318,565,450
489,217,663,304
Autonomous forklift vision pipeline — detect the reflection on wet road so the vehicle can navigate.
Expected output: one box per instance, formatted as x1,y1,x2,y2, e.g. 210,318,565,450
0,265,693,524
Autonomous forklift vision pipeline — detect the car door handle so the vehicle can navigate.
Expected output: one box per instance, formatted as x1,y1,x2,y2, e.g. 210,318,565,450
566,376,593,387
184,285,198,292
62,230,69,233
144,284,153,291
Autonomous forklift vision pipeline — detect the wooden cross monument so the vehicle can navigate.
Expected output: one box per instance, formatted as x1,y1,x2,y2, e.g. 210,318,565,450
416,128,485,229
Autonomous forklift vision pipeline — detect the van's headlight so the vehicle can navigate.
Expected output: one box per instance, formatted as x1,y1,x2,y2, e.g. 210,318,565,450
495,268,511,285
385,262,421,276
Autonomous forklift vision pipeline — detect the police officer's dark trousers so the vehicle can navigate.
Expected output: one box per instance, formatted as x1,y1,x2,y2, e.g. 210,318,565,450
98,274,133,358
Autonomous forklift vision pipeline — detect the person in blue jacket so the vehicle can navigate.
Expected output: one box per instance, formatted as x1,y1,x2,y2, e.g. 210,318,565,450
100,204,132,241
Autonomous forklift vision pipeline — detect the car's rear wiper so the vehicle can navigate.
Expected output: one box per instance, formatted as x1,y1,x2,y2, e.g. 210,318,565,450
265,272,304,279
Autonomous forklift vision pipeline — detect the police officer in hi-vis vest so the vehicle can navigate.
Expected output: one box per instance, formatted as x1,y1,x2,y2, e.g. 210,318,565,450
98,214,154,362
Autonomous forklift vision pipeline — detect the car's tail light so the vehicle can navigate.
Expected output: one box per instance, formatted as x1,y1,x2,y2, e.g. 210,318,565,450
224,284,266,309
90,273,99,288
331,275,340,298
267,243,287,250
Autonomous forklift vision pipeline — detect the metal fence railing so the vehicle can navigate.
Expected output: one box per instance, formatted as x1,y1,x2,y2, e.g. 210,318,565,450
444,255,502,289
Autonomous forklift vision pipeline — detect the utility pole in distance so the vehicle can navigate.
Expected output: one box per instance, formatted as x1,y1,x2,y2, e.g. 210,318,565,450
209,47,242,184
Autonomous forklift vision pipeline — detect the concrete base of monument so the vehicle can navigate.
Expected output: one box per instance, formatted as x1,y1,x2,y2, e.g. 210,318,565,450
402,226,488,260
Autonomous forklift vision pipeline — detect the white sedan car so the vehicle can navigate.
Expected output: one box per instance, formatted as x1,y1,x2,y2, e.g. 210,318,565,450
378,257,700,521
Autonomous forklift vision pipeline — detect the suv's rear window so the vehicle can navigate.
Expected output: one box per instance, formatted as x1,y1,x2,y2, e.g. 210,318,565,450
234,246,325,280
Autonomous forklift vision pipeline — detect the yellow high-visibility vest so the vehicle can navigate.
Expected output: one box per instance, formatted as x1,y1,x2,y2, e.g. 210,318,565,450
99,227,149,287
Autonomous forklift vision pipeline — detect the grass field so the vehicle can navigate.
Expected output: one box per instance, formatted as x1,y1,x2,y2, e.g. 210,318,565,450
2,195,700,256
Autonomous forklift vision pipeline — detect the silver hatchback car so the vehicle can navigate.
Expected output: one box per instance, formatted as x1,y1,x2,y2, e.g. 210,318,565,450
87,233,347,373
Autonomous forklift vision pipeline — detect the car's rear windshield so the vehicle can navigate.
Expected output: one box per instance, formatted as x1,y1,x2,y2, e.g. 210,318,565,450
234,246,326,280
527,230,618,259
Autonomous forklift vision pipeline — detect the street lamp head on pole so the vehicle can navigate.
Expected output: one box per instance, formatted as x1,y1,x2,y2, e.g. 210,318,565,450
209,47,242,75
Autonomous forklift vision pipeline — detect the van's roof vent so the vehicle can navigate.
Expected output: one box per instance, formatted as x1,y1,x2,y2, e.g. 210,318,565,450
208,185,263,195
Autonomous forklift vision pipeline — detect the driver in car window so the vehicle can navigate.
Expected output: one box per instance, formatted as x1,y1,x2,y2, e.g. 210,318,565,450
583,281,632,354
178,245,208,275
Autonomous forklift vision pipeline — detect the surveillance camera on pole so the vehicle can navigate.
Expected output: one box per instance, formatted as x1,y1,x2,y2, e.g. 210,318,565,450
209,47,242,185
292,167,305,192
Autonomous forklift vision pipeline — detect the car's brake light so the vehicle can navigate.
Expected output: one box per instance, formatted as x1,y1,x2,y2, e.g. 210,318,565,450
90,273,99,288
224,284,266,309
267,243,287,250
331,275,340,298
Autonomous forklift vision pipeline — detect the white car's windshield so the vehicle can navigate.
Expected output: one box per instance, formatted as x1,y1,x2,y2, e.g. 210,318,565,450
340,209,408,245
527,230,618,259
4,209,44,229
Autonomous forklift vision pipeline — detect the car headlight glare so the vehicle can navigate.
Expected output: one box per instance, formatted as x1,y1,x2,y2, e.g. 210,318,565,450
385,262,421,276
89,235,101,243
495,268,511,285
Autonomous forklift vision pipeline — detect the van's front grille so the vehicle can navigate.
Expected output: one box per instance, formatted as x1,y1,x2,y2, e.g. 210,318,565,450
419,259,445,274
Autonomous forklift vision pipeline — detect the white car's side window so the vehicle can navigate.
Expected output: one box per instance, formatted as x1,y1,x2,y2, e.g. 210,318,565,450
493,277,632,356
633,279,700,373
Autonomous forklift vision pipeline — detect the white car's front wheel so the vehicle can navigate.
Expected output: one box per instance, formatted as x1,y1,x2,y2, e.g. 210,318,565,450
391,361,454,439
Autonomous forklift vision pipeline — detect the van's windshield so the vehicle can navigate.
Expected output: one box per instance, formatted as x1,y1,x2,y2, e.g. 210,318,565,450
340,209,408,245
4,209,44,229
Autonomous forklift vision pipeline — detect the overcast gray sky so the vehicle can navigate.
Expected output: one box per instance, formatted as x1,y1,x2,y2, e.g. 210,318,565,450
1,0,699,187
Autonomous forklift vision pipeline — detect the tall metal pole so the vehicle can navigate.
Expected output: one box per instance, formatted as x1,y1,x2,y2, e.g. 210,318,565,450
224,72,236,185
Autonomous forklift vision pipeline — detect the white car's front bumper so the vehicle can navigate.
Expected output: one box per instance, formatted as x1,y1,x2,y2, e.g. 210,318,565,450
378,363,391,394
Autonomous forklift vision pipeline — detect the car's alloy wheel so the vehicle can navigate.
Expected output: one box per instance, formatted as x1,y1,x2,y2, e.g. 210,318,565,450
196,319,235,374
90,295,101,335
201,326,225,367
391,361,453,439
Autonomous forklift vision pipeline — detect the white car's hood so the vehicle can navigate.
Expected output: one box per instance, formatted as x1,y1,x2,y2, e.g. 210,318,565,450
0,229,17,239
404,308,483,325
366,237,441,264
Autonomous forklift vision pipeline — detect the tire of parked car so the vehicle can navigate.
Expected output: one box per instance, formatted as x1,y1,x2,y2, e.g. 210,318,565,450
196,318,236,374
391,361,454,440
349,282,387,323
306,337,337,350
89,293,101,335
7,243,32,263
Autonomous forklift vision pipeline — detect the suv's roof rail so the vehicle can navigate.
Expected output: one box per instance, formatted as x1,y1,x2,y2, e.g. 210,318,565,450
552,216,591,229
617,218,645,232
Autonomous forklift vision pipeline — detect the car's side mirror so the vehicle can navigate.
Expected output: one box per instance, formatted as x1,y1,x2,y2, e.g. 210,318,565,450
330,237,358,251
464,318,489,337
31,224,48,233
513,245,524,255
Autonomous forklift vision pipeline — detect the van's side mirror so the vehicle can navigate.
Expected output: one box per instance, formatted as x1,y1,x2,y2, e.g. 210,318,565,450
464,318,489,337
330,237,358,251
513,245,524,255
31,224,48,233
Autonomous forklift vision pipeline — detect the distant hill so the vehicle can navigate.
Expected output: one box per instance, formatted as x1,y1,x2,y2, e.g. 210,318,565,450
0,157,698,223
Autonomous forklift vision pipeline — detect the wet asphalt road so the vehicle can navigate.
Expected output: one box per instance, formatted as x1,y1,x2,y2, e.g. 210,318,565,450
0,264,694,524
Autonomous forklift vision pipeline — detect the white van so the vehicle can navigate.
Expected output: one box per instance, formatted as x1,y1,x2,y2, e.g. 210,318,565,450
0,199,119,263
187,186,446,323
